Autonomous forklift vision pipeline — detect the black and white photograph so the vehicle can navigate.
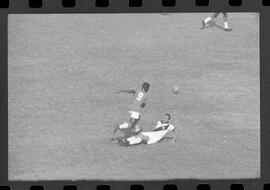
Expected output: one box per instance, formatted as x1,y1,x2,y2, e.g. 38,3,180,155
8,13,260,180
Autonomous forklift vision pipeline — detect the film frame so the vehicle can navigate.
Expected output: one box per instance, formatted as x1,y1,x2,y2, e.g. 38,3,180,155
0,0,269,190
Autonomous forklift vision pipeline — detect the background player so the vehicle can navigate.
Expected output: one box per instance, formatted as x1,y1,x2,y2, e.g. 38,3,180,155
114,82,150,137
202,12,232,31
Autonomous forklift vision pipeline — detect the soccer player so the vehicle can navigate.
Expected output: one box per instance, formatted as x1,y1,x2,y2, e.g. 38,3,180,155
117,113,177,146
114,82,150,138
201,12,232,31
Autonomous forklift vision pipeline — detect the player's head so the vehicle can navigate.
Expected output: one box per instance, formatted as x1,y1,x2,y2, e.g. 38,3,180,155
163,113,171,122
142,82,150,92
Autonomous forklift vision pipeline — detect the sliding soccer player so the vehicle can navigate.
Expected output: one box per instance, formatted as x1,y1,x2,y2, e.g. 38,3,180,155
117,114,177,146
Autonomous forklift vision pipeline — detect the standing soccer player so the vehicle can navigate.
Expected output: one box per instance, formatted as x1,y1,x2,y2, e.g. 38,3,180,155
201,12,232,31
114,82,150,137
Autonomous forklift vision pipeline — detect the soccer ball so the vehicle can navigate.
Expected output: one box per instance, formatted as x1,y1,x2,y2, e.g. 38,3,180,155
172,85,180,94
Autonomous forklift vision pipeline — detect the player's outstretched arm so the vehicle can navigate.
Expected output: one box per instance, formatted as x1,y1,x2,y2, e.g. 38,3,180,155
115,89,136,94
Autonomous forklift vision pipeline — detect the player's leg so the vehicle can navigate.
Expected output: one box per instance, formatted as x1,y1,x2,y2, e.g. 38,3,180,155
222,12,232,31
113,122,129,134
125,123,137,138
129,111,141,132
117,133,149,146
120,124,142,138
113,124,119,134
116,122,140,138
212,12,220,19
138,133,149,144
122,128,134,138
116,135,142,146
125,136,143,146
202,12,220,29
117,137,128,146
130,118,137,128
134,124,142,134
114,111,141,138
223,12,228,28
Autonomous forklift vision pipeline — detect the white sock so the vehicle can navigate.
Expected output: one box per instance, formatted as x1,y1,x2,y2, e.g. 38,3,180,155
204,16,212,23
119,122,129,129
127,136,142,145
224,21,229,29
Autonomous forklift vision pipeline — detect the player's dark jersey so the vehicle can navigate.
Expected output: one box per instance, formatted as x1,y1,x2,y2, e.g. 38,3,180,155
130,90,147,112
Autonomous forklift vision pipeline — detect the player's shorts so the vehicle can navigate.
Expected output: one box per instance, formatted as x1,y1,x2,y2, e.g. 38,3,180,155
141,125,175,144
141,131,168,144
128,111,140,120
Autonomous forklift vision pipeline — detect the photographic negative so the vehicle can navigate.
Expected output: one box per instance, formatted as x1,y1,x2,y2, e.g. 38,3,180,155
8,13,260,180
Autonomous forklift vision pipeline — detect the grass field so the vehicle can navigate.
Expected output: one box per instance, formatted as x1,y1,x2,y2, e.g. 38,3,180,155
8,13,260,180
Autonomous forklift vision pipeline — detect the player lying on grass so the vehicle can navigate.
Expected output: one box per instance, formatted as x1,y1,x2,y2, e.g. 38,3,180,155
201,12,232,31
116,113,177,146
114,82,150,138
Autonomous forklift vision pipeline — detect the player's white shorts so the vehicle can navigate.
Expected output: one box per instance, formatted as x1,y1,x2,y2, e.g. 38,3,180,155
142,130,169,144
126,131,167,145
128,111,140,120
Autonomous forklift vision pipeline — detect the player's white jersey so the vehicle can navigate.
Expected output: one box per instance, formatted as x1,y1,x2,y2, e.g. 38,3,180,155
142,122,175,144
